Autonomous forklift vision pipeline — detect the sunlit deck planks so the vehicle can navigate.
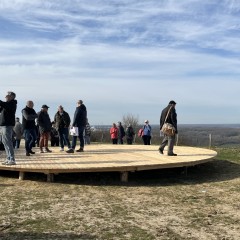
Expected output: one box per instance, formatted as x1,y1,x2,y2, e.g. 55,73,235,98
0,144,217,182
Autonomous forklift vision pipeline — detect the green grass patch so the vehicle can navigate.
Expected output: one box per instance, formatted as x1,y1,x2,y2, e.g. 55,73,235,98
214,147,240,163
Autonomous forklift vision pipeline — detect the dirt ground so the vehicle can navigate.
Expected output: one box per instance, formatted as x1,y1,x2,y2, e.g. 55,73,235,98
0,158,240,240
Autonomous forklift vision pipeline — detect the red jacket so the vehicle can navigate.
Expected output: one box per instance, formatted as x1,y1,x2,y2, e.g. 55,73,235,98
110,127,118,139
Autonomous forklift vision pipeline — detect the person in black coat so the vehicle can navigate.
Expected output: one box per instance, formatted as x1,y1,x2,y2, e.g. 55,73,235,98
50,121,59,147
0,91,17,165
37,105,52,153
22,100,38,156
66,100,87,153
159,100,178,156
125,124,135,144
117,122,125,144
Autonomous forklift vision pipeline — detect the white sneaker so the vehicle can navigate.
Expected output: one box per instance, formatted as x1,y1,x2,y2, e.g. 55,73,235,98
3,161,16,165
60,148,64,151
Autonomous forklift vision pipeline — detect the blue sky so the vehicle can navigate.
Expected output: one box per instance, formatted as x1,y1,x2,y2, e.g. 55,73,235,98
0,0,240,125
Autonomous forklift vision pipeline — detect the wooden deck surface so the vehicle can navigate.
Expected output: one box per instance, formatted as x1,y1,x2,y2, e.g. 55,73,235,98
0,144,217,175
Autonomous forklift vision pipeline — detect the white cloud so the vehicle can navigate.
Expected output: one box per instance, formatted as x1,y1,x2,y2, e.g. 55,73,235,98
0,0,239,124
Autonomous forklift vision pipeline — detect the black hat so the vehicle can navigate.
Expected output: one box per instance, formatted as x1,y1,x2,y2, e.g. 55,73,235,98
169,100,176,105
42,104,49,109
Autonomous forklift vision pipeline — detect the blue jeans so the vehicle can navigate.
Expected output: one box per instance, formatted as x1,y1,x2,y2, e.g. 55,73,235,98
14,139,21,149
24,128,37,153
71,126,85,149
0,126,15,162
58,127,71,149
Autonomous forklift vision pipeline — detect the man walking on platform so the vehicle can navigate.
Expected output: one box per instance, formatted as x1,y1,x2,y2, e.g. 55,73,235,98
159,100,178,156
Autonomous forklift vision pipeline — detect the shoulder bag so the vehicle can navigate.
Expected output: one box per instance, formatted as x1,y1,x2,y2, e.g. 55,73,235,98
161,107,176,136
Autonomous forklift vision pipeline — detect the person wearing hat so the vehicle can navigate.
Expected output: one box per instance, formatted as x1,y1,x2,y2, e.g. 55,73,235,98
0,91,17,165
37,104,52,153
142,120,152,145
22,100,38,156
159,100,178,156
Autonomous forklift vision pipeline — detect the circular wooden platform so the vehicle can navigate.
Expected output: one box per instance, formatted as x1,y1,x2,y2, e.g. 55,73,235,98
0,144,217,182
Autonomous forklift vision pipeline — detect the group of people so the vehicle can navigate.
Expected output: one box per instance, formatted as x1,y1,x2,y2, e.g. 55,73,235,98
110,122,135,144
0,90,178,165
0,92,89,165
109,100,178,156
110,120,152,145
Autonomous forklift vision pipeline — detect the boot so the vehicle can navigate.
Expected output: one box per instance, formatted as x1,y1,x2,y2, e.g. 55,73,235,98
44,147,52,153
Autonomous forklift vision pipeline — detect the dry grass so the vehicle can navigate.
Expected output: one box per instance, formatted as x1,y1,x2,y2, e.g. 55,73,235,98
0,149,240,240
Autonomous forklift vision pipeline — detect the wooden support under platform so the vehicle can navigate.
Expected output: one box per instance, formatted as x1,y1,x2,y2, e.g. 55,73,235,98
47,173,54,182
19,171,25,180
120,171,129,182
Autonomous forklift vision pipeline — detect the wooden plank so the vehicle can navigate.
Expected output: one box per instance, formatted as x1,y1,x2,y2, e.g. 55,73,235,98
0,145,217,180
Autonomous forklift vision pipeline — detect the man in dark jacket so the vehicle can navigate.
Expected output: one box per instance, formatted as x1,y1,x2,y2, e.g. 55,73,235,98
22,100,38,156
159,100,178,156
66,100,87,153
125,124,135,145
0,91,17,165
54,105,71,151
117,121,125,144
37,105,52,153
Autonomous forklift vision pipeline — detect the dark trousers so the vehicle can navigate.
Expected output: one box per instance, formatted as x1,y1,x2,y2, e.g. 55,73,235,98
159,134,176,154
142,135,151,145
51,137,59,146
118,138,123,144
127,138,133,144
71,126,85,149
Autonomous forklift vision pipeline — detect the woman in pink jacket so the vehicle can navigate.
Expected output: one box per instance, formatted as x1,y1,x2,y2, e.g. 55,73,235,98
110,123,118,144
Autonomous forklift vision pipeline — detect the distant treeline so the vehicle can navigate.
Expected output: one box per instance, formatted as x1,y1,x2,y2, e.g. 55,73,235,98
89,124,240,147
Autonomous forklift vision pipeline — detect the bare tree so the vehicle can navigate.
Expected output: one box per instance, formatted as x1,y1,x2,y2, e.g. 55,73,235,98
122,113,139,130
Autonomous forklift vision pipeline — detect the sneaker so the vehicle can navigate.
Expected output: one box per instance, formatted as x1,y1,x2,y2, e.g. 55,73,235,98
76,148,84,152
39,150,44,153
66,149,74,153
60,148,64,151
3,161,16,165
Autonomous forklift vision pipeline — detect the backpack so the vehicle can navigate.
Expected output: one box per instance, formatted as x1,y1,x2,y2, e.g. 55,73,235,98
138,128,143,137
